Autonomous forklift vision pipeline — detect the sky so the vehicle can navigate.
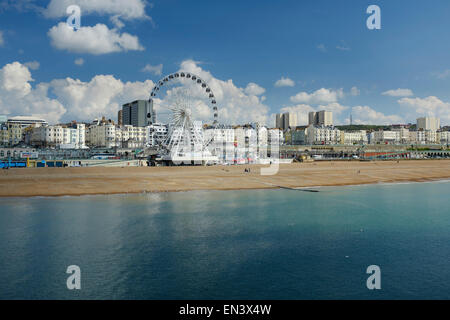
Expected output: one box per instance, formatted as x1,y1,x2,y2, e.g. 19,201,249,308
0,0,449,126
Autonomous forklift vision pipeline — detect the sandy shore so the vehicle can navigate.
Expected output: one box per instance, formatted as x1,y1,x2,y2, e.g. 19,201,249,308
0,160,449,197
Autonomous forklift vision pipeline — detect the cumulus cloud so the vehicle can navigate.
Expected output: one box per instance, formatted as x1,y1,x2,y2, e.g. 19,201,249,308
173,60,270,125
382,88,414,97
49,76,154,122
74,58,84,66
24,61,40,70
244,83,265,96
398,96,450,123
0,60,271,126
350,86,360,96
336,45,351,51
351,106,403,125
435,69,450,80
43,0,151,31
290,88,344,105
141,63,163,76
0,62,66,123
317,44,326,52
274,77,295,87
48,22,144,55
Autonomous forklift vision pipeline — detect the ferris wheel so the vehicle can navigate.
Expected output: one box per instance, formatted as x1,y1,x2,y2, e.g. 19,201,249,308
148,72,219,162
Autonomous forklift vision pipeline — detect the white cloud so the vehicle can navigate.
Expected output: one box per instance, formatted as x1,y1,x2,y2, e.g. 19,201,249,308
382,88,414,97
244,83,265,96
0,60,271,126
350,86,360,96
336,45,350,51
290,88,344,104
24,61,40,70
49,76,154,122
398,96,450,123
74,58,84,66
0,61,155,124
435,70,450,80
351,106,403,125
336,41,351,51
0,62,66,123
44,0,150,31
48,22,144,55
317,44,326,52
174,60,270,125
274,77,295,87
141,63,163,76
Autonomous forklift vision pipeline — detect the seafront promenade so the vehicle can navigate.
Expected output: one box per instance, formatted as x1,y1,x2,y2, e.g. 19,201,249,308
1,160,449,197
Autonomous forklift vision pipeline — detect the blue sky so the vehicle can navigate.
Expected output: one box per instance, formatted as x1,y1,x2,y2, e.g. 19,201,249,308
0,0,449,125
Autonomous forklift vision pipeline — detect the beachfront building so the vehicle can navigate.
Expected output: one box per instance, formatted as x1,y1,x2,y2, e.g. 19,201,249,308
0,124,8,146
439,131,450,145
86,123,147,149
285,128,308,145
86,123,117,148
146,123,168,147
392,127,411,144
30,123,87,149
410,130,439,145
340,130,368,145
121,125,147,149
204,127,235,163
371,130,399,144
6,116,48,129
268,128,284,145
306,125,340,145
6,123,25,146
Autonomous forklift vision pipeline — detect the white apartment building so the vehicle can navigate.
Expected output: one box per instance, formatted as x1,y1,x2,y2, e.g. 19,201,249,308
371,130,399,144
61,124,86,149
439,131,450,145
306,125,340,145
417,117,440,131
121,125,147,149
392,127,411,144
6,116,48,129
309,111,333,127
87,124,117,148
410,130,439,144
86,123,147,149
275,113,297,131
204,127,236,163
30,124,86,149
268,128,284,145
341,130,368,145
146,123,168,147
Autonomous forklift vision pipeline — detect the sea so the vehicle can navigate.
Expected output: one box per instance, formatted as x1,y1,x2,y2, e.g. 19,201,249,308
0,181,449,300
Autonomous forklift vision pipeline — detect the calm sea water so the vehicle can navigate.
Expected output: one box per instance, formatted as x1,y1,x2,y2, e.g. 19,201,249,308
0,181,449,300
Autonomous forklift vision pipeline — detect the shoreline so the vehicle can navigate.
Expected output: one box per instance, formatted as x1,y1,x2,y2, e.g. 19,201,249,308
1,177,449,200
1,160,449,198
